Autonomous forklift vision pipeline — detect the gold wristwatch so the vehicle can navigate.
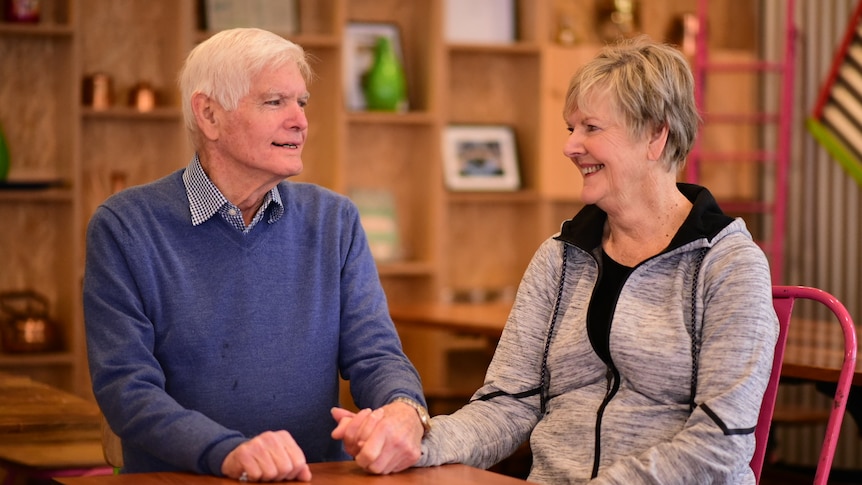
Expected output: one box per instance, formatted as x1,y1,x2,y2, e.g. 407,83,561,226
392,396,432,435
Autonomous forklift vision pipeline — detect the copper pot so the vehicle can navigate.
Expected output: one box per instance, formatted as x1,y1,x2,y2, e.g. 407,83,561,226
81,73,113,110
0,290,62,353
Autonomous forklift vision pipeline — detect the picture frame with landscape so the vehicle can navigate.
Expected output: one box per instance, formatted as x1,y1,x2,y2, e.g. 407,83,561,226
442,125,520,191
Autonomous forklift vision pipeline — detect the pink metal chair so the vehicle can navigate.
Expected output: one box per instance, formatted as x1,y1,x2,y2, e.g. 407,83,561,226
751,285,858,484
0,465,113,485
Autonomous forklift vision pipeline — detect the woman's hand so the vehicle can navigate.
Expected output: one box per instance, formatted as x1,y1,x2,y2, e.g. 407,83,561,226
331,403,423,474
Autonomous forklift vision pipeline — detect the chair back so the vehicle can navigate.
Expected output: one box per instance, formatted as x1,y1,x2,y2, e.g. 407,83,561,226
750,289,792,481
100,412,124,469
751,285,857,485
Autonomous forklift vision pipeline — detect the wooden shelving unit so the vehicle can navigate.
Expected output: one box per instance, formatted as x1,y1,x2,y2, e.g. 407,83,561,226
0,0,756,400
0,0,80,394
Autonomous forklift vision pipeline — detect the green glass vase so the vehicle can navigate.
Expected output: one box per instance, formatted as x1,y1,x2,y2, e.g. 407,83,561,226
0,122,10,182
363,36,407,112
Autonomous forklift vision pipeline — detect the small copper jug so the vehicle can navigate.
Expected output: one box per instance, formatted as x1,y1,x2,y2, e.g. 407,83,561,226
0,290,62,353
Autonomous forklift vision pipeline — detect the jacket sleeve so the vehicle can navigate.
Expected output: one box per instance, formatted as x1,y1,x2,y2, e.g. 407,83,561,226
593,233,779,484
416,238,563,469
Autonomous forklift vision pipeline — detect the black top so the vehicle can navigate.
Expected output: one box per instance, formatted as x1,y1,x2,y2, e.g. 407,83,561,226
587,249,634,366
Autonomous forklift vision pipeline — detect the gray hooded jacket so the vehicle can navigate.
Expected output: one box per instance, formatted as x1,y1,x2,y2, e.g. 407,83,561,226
417,184,779,484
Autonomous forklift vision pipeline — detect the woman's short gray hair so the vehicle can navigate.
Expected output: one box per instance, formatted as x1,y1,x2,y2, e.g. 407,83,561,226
564,36,700,171
179,28,312,139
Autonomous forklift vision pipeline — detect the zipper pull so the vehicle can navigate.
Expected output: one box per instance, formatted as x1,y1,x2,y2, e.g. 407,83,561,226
605,367,613,393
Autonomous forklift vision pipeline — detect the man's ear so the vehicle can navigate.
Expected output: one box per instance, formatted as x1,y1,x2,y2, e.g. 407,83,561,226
647,123,669,162
191,92,219,141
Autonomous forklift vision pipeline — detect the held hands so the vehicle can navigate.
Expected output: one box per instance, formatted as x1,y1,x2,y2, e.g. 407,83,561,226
221,430,312,482
330,401,424,474
218,402,423,480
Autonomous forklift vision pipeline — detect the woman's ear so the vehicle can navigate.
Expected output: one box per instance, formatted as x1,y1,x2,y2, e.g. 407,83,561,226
191,92,219,141
647,123,669,162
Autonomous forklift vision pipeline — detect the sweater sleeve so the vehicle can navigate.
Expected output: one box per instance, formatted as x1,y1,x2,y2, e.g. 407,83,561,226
84,205,246,476
334,201,426,409
593,233,779,484
416,238,563,469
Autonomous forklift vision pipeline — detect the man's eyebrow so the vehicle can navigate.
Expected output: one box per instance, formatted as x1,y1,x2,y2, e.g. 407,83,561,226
262,90,310,100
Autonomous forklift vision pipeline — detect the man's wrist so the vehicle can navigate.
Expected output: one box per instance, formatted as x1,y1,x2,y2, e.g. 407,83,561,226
392,396,432,436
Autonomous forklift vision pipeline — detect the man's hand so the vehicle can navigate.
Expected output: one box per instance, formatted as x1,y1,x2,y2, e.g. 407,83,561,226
330,401,423,474
221,430,312,482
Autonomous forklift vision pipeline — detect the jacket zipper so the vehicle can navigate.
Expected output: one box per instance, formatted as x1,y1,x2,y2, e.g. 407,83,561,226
592,365,620,478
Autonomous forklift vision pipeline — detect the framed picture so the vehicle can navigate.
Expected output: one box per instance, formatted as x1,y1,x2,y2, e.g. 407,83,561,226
444,0,515,44
204,0,299,34
350,188,402,262
442,125,520,191
343,22,406,111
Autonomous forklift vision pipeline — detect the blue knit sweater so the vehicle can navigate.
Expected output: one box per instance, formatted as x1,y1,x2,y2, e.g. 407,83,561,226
84,169,424,475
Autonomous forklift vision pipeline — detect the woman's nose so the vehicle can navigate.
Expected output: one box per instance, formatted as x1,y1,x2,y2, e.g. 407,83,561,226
563,130,583,158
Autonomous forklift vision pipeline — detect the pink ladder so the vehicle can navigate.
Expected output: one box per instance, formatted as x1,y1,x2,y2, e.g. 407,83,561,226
686,0,797,284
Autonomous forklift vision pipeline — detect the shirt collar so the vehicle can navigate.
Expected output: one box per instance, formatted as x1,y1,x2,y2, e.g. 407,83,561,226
554,183,734,252
182,154,284,227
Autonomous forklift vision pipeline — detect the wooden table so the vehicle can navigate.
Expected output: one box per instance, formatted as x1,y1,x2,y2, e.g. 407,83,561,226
0,371,111,483
0,372,101,438
781,318,862,385
53,461,532,484
388,302,510,339
389,303,862,384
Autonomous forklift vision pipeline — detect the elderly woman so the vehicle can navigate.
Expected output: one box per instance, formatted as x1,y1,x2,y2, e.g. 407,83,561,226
336,36,779,484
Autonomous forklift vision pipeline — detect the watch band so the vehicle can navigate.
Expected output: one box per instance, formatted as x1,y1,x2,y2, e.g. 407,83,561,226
392,396,432,435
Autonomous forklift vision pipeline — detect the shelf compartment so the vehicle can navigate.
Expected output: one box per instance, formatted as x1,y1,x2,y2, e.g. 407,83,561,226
444,201,543,291
345,123,438,265
0,203,77,351
193,0,340,38
0,33,76,183
346,0,438,112
0,0,71,29
79,0,190,111
80,120,190,234
447,50,540,126
0,0,73,36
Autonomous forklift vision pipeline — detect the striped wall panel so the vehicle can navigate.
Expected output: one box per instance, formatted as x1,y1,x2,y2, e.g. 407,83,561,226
763,0,862,470
809,5,862,185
